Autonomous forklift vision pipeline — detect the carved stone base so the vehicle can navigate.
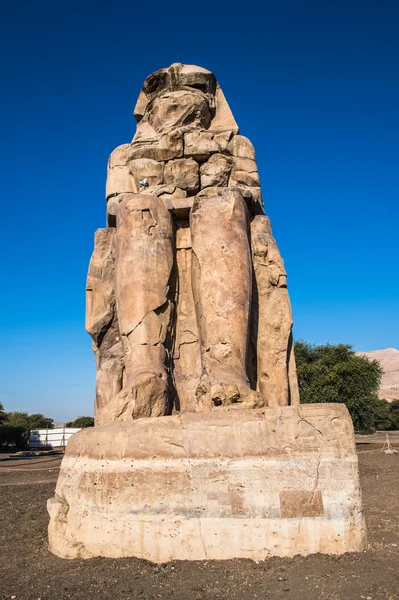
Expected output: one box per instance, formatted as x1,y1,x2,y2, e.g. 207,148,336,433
48,405,366,561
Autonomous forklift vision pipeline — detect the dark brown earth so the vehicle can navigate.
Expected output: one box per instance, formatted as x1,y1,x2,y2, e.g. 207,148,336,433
0,446,398,600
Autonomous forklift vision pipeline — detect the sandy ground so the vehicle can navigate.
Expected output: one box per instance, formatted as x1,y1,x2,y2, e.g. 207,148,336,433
0,446,398,600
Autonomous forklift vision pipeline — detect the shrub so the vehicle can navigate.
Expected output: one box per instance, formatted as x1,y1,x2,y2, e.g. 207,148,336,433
65,416,94,428
294,341,383,434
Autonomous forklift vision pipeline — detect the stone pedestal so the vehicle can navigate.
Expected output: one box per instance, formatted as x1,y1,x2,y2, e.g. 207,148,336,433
48,404,366,561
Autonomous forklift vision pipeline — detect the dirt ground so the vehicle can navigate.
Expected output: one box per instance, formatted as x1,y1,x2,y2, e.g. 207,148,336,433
0,447,398,600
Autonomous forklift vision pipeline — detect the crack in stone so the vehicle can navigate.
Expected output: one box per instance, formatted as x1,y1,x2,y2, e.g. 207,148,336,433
177,416,208,557
297,419,323,438
198,516,208,559
122,298,169,339
309,452,321,505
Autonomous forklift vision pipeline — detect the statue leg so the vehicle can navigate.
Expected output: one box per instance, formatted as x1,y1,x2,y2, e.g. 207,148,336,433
250,215,299,406
86,228,124,425
112,193,174,419
94,322,124,425
190,188,263,410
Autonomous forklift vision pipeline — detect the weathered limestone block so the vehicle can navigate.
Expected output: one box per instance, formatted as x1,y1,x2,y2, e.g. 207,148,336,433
227,135,256,160
86,228,116,346
100,193,175,422
129,130,183,161
154,184,186,197
135,184,188,202
49,63,365,564
200,153,232,188
179,63,216,94
106,144,136,199
233,157,259,173
129,158,164,191
249,186,263,208
94,323,124,425
250,215,299,406
232,186,264,215
230,169,260,187
184,131,219,161
178,64,217,94
213,130,234,153
164,158,199,193
153,185,191,218
161,195,194,219
48,404,366,561
173,227,201,410
230,156,261,188
85,229,124,424
131,65,219,148
208,84,239,134
149,90,212,133
106,195,119,227
191,188,262,410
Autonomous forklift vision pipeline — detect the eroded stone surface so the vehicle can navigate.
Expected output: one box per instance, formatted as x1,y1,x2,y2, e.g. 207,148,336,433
110,193,174,421
227,135,256,159
48,64,365,562
249,215,300,406
184,131,219,161
164,158,199,193
191,189,262,410
172,226,201,411
48,405,366,561
86,229,124,424
88,62,299,418
130,158,164,192
106,145,136,199
200,153,232,188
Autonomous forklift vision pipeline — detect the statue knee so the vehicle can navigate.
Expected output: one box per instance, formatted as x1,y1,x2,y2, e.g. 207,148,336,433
116,193,172,235
191,188,248,231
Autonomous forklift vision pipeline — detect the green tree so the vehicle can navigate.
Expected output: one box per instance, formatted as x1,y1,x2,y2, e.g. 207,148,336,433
28,414,54,429
1,411,54,449
390,400,399,430
371,398,395,431
0,425,25,449
0,402,5,424
294,341,383,434
5,411,53,431
65,416,94,428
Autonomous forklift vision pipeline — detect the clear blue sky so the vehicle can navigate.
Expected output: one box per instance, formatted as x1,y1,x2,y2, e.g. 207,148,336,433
0,0,398,422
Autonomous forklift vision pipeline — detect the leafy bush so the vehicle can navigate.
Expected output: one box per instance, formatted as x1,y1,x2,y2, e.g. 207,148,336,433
0,402,5,425
389,400,399,430
294,341,384,433
0,424,26,449
371,397,396,431
65,416,94,428
0,409,54,450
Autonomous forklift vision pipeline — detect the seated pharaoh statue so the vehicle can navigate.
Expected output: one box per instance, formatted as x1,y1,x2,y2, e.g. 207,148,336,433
86,62,300,424
48,64,366,562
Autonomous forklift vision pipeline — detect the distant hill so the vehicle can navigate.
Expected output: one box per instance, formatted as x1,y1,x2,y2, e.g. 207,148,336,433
356,348,399,402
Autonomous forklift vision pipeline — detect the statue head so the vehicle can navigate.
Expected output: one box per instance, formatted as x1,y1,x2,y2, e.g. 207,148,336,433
133,63,239,137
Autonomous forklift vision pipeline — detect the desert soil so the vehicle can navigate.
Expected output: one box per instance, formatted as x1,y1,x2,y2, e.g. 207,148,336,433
0,446,398,600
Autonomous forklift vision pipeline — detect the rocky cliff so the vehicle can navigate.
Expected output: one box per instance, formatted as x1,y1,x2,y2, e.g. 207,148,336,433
356,348,399,402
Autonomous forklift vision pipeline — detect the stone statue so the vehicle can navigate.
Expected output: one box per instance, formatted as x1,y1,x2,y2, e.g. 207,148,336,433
86,63,299,424
48,64,366,562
